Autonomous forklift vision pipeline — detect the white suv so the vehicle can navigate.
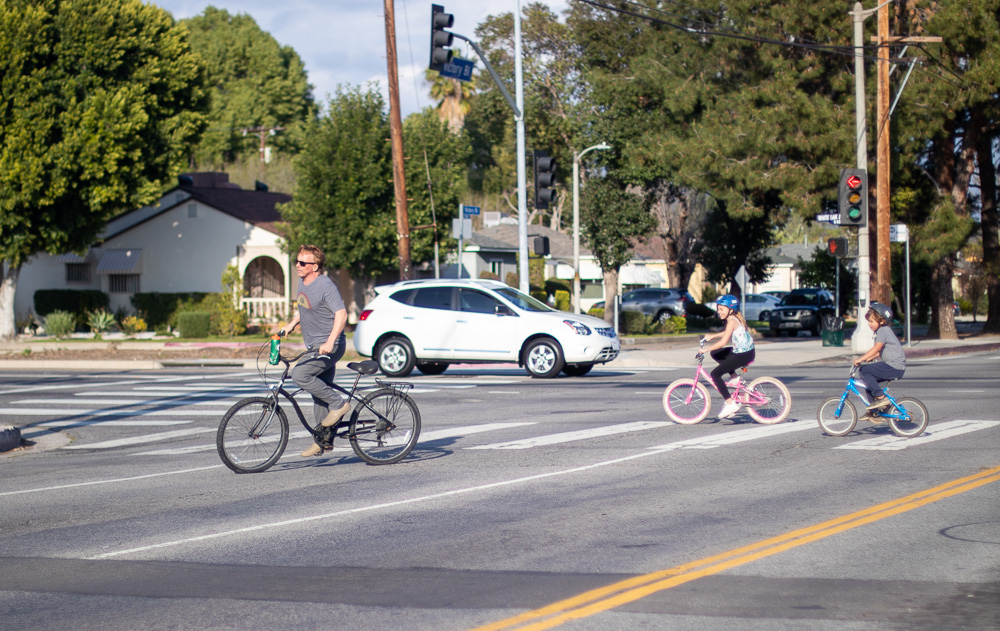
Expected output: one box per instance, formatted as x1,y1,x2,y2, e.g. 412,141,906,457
353,279,620,378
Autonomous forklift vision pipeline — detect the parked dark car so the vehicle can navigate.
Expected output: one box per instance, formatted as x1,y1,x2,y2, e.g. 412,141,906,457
620,288,695,322
768,288,836,336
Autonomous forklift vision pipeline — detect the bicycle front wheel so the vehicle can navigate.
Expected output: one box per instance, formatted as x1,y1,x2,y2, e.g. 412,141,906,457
663,379,711,424
745,377,792,424
217,397,289,474
889,397,929,438
817,397,857,437
350,389,421,465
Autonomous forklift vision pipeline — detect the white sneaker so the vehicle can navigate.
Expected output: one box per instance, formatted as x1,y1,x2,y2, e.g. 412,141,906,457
718,401,741,418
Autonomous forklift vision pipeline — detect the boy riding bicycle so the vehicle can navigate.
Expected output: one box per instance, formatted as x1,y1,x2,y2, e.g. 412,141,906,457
853,301,905,422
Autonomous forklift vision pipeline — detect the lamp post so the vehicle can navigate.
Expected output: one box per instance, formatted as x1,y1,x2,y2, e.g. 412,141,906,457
572,142,611,313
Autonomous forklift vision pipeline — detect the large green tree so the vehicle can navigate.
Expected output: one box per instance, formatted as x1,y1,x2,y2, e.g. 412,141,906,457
181,7,316,169
0,0,208,341
278,86,469,309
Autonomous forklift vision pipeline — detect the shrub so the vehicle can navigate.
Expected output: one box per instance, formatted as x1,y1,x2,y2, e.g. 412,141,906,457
121,315,147,336
621,310,650,335
554,290,570,311
131,292,211,328
177,312,211,338
44,310,76,338
479,271,500,281
34,289,109,329
655,315,688,335
544,278,571,296
588,307,605,319
87,309,117,339
531,290,547,303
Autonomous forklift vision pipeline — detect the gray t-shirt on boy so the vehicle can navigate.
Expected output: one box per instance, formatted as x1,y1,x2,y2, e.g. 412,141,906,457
296,274,346,350
875,325,905,370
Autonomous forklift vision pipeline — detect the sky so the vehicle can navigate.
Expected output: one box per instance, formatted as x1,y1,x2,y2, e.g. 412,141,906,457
154,0,569,118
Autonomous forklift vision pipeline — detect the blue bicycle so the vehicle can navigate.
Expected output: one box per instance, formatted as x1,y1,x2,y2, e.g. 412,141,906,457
817,365,929,438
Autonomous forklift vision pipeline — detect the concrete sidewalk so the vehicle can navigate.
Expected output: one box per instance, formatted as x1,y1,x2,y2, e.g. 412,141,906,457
611,333,1000,368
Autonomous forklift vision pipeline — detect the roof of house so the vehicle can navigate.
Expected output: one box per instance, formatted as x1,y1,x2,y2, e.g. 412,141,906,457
103,172,291,240
765,243,823,266
468,223,591,260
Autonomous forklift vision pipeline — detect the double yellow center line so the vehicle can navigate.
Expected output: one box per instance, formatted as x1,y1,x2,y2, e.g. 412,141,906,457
473,464,1000,631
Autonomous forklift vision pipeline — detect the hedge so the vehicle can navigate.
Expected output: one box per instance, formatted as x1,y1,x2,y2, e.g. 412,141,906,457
131,292,212,328
34,290,109,328
177,312,211,338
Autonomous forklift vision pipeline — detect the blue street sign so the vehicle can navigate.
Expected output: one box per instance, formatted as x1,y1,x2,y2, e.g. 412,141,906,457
438,56,475,82
462,205,480,215
815,213,841,225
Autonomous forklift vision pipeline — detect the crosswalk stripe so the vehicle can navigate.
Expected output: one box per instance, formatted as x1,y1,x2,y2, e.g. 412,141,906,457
833,420,999,451
5,408,222,417
33,419,192,428
64,428,217,450
647,421,815,450
467,421,672,450
17,398,240,406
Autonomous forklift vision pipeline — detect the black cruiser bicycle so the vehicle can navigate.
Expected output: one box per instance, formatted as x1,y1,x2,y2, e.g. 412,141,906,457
216,338,421,473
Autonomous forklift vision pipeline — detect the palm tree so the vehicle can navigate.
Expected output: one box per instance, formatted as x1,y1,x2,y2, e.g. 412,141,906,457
425,69,476,133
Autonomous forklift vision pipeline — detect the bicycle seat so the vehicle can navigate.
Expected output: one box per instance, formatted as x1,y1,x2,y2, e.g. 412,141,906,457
348,360,380,375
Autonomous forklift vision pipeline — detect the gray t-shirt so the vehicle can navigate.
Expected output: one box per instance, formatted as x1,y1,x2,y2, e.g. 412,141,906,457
296,274,346,350
875,325,905,369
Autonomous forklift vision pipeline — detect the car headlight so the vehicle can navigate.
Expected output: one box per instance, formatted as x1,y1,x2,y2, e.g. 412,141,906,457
562,320,592,335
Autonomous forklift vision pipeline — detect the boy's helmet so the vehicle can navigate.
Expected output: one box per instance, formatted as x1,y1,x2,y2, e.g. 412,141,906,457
716,294,740,311
868,301,892,320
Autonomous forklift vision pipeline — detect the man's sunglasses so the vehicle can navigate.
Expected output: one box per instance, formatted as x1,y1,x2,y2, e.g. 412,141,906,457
295,259,317,267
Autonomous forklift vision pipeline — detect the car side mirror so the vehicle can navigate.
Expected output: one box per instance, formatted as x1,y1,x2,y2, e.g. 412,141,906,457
495,305,513,316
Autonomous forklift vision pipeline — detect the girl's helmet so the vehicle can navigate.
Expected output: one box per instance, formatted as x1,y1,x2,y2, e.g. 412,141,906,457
716,294,740,311
868,301,892,321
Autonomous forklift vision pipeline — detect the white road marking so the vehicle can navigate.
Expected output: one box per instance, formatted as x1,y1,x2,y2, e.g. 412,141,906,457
7,408,221,417
64,428,217,450
833,420,999,451
17,398,240,406
0,465,223,497
421,423,535,442
467,421,672,450
648,421,815,450
33,419,192,428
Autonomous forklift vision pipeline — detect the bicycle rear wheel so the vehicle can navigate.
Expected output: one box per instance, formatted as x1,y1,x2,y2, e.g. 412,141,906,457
889,397,929,438
817,397,857,437
217,397,289,473
350,389,421,465
663,378,711,424
745,377,792,424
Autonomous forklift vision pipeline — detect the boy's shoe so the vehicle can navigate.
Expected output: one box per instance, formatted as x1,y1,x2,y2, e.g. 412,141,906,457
860,413,886,424
301,442,326,457
866,397,892,411
718,401,741,418
321,401,352,427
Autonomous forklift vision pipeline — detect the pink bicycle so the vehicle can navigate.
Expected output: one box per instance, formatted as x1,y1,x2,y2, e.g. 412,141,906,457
662,342,792,425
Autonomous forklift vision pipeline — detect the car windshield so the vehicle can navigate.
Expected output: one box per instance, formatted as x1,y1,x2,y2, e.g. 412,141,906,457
494,287,554,312
781,293,820,306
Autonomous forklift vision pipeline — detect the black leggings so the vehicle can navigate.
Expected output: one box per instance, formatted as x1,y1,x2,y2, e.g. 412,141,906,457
710,347,756,400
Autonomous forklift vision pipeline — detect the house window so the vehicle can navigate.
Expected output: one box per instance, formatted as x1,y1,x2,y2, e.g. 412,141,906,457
109,274,141,293
65,263,91,283
188,203,197,218
490,260,503,277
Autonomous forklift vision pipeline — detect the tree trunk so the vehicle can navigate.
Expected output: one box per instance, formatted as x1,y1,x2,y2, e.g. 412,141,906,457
602,268,619,326
0,261,20,341
978,128,1000,332
927,256,958,340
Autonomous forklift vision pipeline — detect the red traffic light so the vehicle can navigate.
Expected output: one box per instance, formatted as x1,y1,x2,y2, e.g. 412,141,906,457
845,174,862,189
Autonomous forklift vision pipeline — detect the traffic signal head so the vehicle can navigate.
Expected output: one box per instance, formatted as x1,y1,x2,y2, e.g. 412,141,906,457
533,236,550,257
533,151,556,210
838,168,867,228
827,237,848,258
430,5,454,72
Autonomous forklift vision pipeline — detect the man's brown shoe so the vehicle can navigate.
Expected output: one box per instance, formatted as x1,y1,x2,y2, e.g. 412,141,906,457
301,442,325,457
866,397,892,411
321,401,352,427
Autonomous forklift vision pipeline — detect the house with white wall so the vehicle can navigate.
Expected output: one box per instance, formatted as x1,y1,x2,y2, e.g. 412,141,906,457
15,172,297,324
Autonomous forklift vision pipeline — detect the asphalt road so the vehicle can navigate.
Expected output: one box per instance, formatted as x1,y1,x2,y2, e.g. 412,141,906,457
1,353,998,630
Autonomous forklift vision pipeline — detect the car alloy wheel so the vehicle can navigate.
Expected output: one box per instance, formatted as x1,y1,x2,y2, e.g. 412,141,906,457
524,337,564,378
376,337,415,377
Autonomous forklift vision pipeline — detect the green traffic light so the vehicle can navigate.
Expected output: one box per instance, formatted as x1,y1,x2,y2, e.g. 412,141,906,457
848,206,862,221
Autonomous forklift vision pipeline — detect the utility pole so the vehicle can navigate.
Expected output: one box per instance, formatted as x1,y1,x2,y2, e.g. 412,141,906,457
873,0,891,306
241,126,284,164
850,2,873,353
384,0,412,280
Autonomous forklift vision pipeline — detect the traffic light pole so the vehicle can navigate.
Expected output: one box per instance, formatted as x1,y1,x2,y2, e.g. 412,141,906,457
851,1,875,353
